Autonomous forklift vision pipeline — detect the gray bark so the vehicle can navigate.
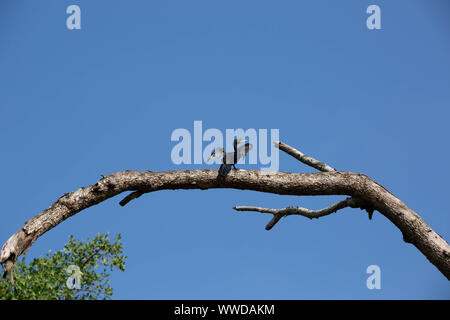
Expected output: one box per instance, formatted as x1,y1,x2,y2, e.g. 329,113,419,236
1,162,449,282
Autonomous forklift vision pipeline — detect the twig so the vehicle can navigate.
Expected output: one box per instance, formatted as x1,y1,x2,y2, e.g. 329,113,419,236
119,191,144,206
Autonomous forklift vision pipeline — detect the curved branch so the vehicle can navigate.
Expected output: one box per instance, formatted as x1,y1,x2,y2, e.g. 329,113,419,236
1,170,449,281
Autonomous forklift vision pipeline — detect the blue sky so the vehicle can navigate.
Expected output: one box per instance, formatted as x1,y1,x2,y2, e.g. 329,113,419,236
1,0,449,299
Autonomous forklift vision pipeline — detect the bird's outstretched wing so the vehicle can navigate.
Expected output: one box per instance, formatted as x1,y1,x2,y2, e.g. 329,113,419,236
236,143,253,161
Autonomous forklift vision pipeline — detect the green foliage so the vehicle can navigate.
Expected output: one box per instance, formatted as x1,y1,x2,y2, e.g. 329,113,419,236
0,232,126,300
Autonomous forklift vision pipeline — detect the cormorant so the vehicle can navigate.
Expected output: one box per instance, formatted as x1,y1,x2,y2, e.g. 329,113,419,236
207,139,253,176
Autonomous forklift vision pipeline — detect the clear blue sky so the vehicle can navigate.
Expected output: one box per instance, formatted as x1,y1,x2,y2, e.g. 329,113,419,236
1,0,449,299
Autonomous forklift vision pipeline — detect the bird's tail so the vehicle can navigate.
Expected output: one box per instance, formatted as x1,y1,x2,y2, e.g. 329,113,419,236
218,163,232,176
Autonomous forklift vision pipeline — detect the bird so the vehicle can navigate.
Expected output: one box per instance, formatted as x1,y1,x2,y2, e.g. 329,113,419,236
207,138,253,176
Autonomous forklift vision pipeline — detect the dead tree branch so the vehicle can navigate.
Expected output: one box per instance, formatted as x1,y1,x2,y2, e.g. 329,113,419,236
275,141,337,172
233,142,374,229
234,197,369,230
1,142,449,284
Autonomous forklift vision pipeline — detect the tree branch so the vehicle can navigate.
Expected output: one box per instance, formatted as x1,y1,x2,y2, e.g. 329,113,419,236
272,141,375,219
1,145,449,282
234,197,369,230
233,141,374,230
119,191,144,207
274,141,337,172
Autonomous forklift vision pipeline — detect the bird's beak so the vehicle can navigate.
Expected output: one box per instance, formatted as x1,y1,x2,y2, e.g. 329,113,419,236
207,154,214,162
